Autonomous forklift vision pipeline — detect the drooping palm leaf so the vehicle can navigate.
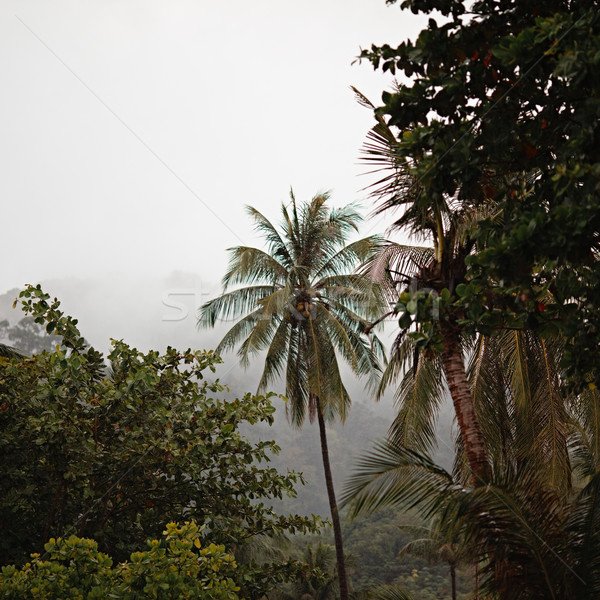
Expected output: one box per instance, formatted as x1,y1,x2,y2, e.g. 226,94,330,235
198,285,278,327
388,349,446,454
221,247,289,289
341,440,454,519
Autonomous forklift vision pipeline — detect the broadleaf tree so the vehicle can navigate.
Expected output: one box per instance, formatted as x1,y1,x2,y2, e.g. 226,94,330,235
358,0,600,389
0,285,322,598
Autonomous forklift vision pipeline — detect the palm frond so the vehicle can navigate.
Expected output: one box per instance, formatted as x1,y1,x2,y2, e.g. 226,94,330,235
222,247,289,289
317,277,387,326
360,242,434,303
305,316,351,422
245,205,293,268
314,236,383,280
198,285,277,328
368,586,416,600
567,470,600,598
341,440,455,519
376,332,412,400
236,311,280,368
314,303,381,394
285,326,309,426
214,308,265,356
570,385,600,479
257,318,291,393
388,351,446,454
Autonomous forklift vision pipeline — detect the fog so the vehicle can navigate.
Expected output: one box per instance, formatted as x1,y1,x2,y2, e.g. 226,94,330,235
1,272,396,409
0,0,424,420
1,0,427,292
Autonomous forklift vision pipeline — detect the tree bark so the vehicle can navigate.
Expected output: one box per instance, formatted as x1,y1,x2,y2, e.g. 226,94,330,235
316,399,349,600
440,323,490,485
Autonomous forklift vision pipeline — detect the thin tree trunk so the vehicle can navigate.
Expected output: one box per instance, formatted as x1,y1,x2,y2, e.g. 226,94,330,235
440,323,490,485
450,562,457,600
42,479,65,546
316,401,349,600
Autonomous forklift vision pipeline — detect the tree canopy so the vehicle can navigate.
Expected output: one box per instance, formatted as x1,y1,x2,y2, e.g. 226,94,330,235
359,0,600,389
0,285,321,598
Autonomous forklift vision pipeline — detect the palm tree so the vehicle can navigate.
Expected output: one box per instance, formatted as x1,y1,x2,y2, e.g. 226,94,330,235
275,542,339,600
341,435,600,599
364,231,490,485
198,191,385,600
355,90,490,485
350,89,600,599
341,327,600,599
397,519,467,600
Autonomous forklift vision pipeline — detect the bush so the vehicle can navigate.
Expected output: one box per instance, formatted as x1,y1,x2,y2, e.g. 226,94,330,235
0,521,239,599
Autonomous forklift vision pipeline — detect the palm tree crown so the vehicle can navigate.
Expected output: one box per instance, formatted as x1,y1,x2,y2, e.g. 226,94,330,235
199,190,384,424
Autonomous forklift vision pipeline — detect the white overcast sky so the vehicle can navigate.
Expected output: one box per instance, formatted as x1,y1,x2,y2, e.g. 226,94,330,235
1,0,427,294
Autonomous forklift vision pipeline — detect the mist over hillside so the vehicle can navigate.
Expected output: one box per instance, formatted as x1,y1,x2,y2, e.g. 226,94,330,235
0,274,456,516
1,272,223,354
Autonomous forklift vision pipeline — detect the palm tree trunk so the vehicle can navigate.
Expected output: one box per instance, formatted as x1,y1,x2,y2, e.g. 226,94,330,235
440,323,490,485
316,399,349,600
450,562,457,600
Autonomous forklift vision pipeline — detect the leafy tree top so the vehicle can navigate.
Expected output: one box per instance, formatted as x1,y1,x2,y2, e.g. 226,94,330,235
0,285,322,598
0,521,240,599
199,191,385,425
359,0,600,388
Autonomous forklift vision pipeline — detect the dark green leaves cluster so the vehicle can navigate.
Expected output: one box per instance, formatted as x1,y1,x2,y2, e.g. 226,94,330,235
360,0,600,388
0,285,321,597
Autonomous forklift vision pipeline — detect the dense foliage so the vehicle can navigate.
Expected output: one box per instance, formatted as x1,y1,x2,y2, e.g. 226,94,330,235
0,285,321,597
340,2,600,598
3,2,600,598
359,0,600,389
0,522,240,599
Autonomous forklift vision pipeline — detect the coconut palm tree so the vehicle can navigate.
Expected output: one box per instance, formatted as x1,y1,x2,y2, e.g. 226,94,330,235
374,302,571,495
341,326,600,599
271,542,338,600
350,87,600,599
354,87,495,485
198,191,385,600
398,517,469,600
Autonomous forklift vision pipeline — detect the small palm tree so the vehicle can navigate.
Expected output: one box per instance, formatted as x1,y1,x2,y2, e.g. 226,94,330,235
398,520,466,600
199,191,384,600
294,542,339,600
